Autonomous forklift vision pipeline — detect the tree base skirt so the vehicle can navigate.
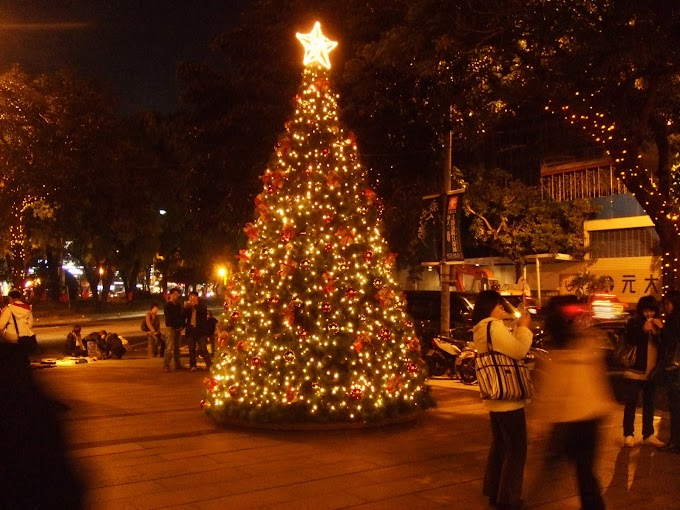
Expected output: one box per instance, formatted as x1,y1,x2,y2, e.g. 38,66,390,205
207,410,423,431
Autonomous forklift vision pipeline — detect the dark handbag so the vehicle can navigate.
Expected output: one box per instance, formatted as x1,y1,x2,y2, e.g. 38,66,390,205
475,322,534,401
665,340,680,371
614,341,637,370
141,317,150,332
11,311,37,354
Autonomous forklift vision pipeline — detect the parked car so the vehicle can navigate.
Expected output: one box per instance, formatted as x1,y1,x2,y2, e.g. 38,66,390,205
586,293,629,322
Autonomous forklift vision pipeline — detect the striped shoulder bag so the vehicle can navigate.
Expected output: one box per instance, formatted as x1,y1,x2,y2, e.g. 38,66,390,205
475,321,533,401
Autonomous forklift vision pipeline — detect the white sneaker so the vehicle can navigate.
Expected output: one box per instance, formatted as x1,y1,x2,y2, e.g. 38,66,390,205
624,435,635,447
643,435,665,448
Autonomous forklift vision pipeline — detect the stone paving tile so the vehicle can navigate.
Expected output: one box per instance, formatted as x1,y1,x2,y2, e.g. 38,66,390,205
29,358,680,510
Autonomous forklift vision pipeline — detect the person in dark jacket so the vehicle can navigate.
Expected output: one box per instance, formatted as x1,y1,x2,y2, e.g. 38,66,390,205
184,291,211,371
105,333,126,359
65,325,86,357
163,288,185,371
661,290,680,453
145,303,165,357
206,310,218,354
621,295,665,448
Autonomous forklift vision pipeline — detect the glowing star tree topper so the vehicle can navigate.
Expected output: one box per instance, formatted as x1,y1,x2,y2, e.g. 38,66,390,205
296,21,337,69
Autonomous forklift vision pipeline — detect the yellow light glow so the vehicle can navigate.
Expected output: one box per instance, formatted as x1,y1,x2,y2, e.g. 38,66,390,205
296,21,337,69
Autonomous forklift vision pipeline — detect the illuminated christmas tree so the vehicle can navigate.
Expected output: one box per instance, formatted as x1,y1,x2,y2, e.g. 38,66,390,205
204,22,433,425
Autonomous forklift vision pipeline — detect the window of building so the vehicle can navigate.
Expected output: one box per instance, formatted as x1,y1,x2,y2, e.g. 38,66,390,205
541,161,627,201
589,227,658,258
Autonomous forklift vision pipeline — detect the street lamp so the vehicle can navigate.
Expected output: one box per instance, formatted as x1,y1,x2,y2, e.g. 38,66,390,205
217,266,228,295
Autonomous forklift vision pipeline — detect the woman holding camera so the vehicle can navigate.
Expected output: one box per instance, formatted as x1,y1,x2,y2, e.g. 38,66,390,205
621,295,665,448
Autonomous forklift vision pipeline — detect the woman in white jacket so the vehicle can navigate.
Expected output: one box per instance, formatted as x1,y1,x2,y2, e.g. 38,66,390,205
472,290,533,510
0,289,35,351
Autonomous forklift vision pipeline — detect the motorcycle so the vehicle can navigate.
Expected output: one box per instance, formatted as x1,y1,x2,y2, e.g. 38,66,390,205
423,335,477,383
426,333,550,386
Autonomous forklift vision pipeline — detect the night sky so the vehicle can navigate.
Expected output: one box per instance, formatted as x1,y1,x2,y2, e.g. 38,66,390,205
0,0,253,113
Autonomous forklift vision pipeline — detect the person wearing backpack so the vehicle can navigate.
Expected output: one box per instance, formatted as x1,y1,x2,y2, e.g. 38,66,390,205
143,303,165,357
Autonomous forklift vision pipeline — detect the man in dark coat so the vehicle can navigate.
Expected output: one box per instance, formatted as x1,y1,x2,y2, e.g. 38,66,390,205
163,288,185,371
184,291,212,371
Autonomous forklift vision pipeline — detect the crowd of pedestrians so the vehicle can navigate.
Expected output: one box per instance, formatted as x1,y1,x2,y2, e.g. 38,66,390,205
470,289,680,510
163,287,214,372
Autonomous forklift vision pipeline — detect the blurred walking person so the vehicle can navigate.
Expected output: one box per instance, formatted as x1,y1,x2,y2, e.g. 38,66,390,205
472,290,533,510
621,295,665,447
534,295,612,510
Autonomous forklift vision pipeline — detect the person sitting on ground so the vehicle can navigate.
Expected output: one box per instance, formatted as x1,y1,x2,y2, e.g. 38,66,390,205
104,332,126,359
65,325,86,357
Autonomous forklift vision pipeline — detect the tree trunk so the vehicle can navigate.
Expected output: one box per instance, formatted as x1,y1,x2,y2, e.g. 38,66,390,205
45,248,61,300
82,266,99,302
657,219,680,292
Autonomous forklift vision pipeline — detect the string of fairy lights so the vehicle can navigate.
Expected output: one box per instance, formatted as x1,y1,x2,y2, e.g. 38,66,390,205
203,22,431,423
546,93,680,290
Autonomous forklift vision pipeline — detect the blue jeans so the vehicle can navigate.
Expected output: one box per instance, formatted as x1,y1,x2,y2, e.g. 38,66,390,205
484,408,527,507
622,377,657,438
186,328,211,369
163,327,182,369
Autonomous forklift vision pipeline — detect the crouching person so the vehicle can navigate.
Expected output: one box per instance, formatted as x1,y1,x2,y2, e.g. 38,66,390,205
105,333,127,359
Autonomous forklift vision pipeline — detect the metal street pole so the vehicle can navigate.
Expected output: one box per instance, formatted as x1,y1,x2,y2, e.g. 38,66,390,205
440,109,453,337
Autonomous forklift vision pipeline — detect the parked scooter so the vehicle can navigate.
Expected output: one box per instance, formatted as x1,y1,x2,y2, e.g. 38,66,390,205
423,335,477,383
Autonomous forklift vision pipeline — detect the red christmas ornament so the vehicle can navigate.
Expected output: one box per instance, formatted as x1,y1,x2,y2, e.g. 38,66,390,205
339,260,350,271
349,387,364,400
407,362,419,374
292,297,303,308
281,225,296,242
230,311,241,321
228,385,238,397
251,356,262,367
300,259,311,270
328,323,340,335
373,278,383,289
324,243,333,252
203,377,219,392
404,320,414,328
322,302,332,313
284,350,296,362
322,213,333,223
285,387,297,402
363,251,373,262
298,328,309,340
379,328,391,341
345,288,358,299
322,148,329,156
243,222,258,240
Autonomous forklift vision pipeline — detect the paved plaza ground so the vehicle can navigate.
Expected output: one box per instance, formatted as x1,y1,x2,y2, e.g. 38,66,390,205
29,351,680,509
